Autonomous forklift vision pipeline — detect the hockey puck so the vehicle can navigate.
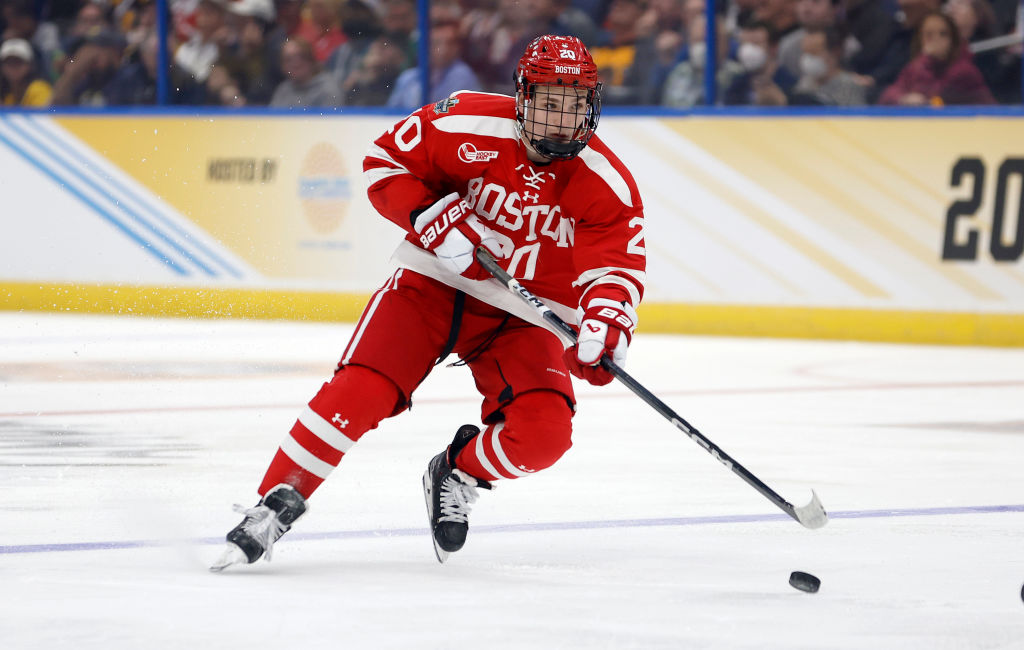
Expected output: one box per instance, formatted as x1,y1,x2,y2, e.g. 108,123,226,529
788,571,821,593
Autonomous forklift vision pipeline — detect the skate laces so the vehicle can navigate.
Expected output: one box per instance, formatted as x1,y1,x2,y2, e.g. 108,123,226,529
438,469,486,523
231,503,289,561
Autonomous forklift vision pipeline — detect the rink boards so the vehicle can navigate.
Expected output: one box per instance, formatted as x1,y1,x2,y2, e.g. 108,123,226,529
1,111,1023,345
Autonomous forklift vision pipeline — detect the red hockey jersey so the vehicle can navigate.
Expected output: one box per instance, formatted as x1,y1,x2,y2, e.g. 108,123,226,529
363,92,646,315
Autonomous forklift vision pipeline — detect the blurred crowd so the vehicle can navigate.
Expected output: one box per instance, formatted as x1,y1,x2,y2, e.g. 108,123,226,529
1,0,1021,108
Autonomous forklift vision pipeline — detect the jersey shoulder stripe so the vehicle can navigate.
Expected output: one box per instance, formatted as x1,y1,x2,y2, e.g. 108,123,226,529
433,113,519,140
577,145,635,208
430,92,517,139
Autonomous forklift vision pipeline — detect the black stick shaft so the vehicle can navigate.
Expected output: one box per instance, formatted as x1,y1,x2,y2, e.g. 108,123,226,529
475,248,809,525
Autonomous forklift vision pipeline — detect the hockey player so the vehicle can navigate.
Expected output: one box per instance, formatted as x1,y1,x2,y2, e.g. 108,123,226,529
212,34,646,570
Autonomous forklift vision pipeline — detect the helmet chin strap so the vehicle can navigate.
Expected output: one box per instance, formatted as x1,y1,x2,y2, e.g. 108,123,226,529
519,133,549,163
532,137,585,160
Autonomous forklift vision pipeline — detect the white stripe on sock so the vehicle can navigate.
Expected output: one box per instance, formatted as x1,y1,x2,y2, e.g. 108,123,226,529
279,435,335,479
474,427,507,480
297,405,356,452
489,422,531,477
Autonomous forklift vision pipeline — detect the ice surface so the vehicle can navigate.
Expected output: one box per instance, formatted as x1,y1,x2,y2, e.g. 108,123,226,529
1,313,1023,649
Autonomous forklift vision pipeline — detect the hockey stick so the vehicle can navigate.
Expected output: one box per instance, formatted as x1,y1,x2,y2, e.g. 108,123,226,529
475,248,828,530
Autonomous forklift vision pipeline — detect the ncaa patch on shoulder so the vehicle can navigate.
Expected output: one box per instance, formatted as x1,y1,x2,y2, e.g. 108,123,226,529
433,97,460,114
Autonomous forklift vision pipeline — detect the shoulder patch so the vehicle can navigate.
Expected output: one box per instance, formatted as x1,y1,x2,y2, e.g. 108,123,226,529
433,97,460,114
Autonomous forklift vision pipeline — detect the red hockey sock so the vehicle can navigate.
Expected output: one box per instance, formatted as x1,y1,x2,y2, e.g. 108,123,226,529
258,365,401,498
454,391,573,481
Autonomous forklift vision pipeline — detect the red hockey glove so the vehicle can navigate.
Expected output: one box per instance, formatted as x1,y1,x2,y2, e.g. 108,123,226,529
563,295,638,386
412,192,503,281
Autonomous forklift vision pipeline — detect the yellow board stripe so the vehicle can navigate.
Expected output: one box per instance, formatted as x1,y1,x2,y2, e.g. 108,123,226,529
2,282,1022,347
1,282,368,322
638,302,1024,347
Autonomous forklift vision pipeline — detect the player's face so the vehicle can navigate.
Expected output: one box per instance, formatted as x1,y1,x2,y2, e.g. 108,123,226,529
521,84,590,155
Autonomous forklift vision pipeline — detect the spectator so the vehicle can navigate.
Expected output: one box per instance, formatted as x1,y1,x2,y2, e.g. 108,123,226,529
295,0,346,63
461,0,503,64
341,34,408,105
662,14,744,106
948,0,998,43
646,0,686,35
947,0,1018,103
864,0,945,98
721,18,794,105
879,10,995,105
269,36,341,106
63,2,112,42
267,0,304,63
51,28,126,105
2,0,40,42
463,0,542,92
989,0,1019,36
387,20,481,108
430,0,462,23
461,0,513,91
379,0,418,67
789,26,867,105
56,1,114,76
724,0,760,36
271,0,304,38
898,0,943,36
114,0,158,48
1,37,52,106
207,0,281,105
535,0,602,46
103,29,159,104
325,0,382,95
589,0,648,104
630,0,688,103
174,0,230,85
172,0,203,43
669,0,710,69
777,0,840,78
754,0,799,40
571,0,612,26
844,0,904,101
3,0,60,81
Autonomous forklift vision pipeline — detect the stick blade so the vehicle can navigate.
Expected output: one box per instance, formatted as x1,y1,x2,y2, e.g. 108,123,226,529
793,489,828,529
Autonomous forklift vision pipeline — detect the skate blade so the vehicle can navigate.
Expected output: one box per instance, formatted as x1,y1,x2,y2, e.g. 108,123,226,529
209,543,248,572
422,471,450,564
431,538,450,564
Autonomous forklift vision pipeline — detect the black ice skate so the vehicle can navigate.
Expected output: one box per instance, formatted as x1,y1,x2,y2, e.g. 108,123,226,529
423,424,493,563
209,483,307,572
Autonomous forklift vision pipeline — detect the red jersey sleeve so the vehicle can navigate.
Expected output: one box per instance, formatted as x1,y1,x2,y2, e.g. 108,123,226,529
568,137,647,310
363,102,455,233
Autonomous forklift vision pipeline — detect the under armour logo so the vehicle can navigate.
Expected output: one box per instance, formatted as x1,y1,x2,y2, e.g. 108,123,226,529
332,413,349,428
523,190,540,203
516,164,554,190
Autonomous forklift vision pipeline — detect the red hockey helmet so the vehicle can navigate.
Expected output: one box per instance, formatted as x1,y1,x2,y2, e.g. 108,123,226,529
514,35,602,160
